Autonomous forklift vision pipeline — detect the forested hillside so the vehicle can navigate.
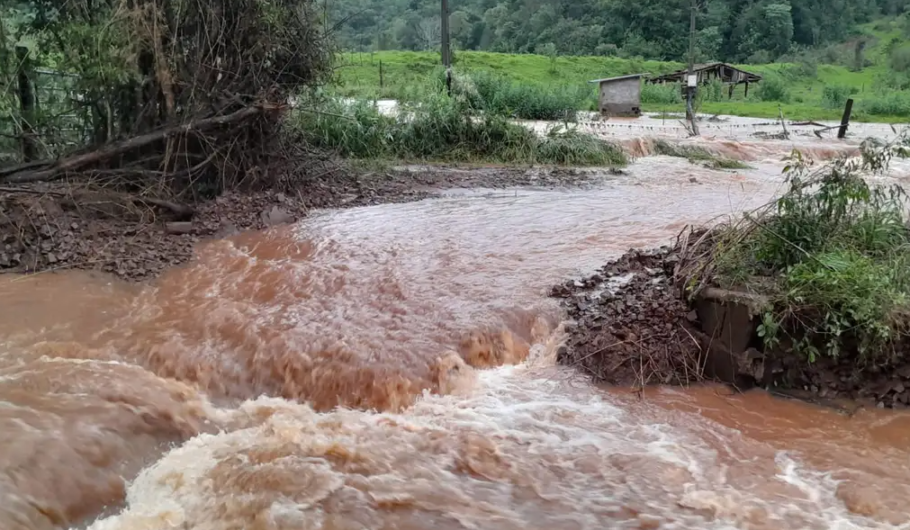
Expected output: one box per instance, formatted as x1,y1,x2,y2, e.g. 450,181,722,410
330,0,909,62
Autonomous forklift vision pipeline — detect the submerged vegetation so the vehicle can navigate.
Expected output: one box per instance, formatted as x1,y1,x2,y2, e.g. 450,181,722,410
682,137,910,364
653,140,751,170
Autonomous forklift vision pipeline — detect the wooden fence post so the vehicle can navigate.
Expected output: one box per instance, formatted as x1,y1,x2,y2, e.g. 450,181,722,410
15,45,37,162
838,98,854,139
379,60,384,92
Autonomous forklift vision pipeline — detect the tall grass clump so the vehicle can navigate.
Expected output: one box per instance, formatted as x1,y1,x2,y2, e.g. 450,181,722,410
456,71,587,121
290,86,626,166
293,99,396,158
641,82,682,105
697,79,725,103
536,124,627,166
863,92,910,117
394,93,539,161
684,139,910,364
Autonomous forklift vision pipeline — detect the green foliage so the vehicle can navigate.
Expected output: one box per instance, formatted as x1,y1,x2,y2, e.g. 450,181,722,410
2,0,332,168
338,49,910,123
822,85,857,108
698,79,725,103
535,42,558,73
457,71,587,121
536,124,627,166
863,92,910,116
641,82,682,105
327,0,886,63
782,250,905,360
710,140,910,363
755,73,791,102
653,140,749,170
290,86,626,167
890,45,910,72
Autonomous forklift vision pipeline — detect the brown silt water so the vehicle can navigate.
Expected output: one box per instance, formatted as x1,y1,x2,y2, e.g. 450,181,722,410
3,143,910,530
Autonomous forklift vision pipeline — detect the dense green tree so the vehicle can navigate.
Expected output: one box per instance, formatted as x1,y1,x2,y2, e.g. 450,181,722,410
326,0,909,61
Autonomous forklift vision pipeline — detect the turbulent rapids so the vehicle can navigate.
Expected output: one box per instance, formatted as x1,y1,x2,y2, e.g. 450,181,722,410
3,132,910,530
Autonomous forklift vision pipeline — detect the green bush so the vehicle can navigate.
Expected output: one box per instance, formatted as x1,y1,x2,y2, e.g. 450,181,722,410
292,99,396,158
708,143,910,362
536,125,627,166
863,92,910,117
456,71,586,121
754,73,791,103
822,85,857,109
641,82,682,104
697,79,724,103
782,250,905,360
874,70,910,92
290,87,627,167
891,45,910,73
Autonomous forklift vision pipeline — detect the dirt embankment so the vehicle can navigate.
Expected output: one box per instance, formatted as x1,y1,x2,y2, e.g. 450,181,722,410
551,249,704,387
0,166,610,281
553,248,910,410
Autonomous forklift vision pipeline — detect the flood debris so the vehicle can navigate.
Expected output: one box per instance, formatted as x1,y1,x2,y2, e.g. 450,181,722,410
550,248,705,388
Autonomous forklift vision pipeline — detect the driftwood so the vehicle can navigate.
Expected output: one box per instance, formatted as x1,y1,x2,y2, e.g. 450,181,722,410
812,125,843,139
1,105,276,184
0,185,195,220
777,106,790,140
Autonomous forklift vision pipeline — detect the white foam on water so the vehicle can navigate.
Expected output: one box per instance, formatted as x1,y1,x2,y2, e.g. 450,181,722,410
79,356,905,530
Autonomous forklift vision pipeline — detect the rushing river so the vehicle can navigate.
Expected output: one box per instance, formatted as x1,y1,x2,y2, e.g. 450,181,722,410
2,136,910,530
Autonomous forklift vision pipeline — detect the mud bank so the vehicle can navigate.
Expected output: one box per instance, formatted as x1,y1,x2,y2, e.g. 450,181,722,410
553,248,910,410
0,165,607,281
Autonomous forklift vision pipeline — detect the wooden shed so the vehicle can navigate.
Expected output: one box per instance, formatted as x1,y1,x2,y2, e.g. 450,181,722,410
649,63,762,98
588,74,646,117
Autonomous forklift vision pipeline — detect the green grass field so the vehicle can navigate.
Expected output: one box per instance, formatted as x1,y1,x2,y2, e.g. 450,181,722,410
333,25,910,124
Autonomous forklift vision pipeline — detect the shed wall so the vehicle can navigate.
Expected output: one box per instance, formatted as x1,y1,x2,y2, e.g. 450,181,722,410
599,78,641,117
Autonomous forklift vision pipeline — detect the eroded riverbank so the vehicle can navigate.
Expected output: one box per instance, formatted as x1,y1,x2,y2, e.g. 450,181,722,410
0,166,608,280
3,134,910,530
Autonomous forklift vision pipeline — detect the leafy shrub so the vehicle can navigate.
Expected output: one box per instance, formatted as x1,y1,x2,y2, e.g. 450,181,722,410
754,73,791,102
707,143,910,362
697,79,724,103
290,86,626,166
891,45,910,73
641,82,682,105
595,43,619,57
863,92,910,117
822,85,857,109
457,71,585,121
536,125,627,166
781,250,906,360
746,50,773,65
292,99,396,159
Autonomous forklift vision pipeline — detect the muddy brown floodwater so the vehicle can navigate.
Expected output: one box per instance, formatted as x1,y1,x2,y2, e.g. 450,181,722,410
3,139,910,530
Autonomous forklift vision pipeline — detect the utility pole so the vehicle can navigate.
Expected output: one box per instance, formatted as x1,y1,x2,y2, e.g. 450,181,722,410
686,0,700,136
441,0,452,94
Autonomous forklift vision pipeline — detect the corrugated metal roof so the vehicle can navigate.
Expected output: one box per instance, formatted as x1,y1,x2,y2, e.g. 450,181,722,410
587,73,648,84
